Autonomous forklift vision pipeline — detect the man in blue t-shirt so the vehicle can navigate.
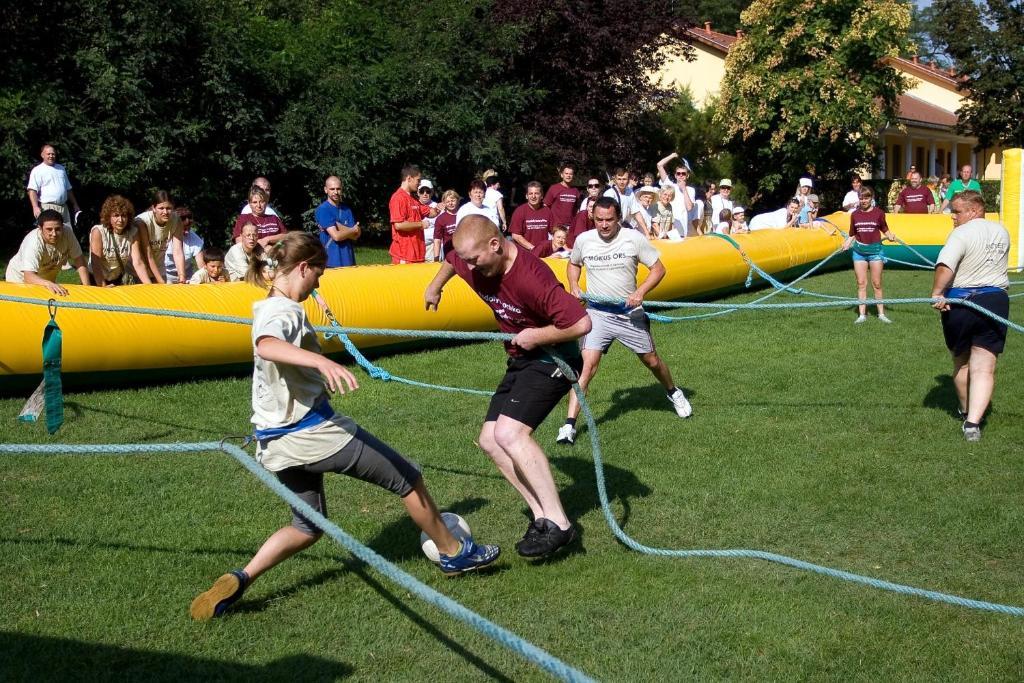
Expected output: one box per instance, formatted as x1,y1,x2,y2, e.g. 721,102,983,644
315,176,361,267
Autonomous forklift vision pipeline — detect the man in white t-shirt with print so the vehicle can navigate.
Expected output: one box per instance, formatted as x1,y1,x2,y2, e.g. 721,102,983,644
602,167,651,237
556,197,691,445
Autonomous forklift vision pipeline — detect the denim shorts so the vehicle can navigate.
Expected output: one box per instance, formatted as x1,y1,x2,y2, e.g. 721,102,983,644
851,249,883,263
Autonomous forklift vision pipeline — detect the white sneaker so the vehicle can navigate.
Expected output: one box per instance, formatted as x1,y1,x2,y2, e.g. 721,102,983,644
668,389,692,418
877,314,892,324
854,314,867,324
556,424,576,445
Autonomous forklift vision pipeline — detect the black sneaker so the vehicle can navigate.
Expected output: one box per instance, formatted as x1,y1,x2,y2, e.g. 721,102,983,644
516,518,578,558
514,519,544,556
190,569,249,621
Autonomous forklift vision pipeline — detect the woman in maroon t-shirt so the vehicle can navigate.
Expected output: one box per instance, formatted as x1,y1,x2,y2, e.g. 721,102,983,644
232,186,288,248
431,190,459,261
842,187,896,324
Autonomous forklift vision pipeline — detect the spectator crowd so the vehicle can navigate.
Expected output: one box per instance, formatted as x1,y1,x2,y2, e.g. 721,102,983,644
5,142,985,295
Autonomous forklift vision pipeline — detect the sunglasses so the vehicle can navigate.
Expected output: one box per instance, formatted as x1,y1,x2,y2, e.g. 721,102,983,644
587,183,601,188
418,189,432,194
675,172,689,177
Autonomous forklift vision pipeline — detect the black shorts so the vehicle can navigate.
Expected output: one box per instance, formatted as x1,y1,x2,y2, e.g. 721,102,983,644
275,427,422,535
485,356,582,430
941,290,1010,356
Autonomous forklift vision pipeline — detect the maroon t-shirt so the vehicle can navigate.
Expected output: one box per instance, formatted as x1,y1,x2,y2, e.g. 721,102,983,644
509,203,554,250
896,186,935,214
534,241,568,259
849,207,888,244
446,247,586,359
567,210,594,248
433,209,458,255
233,213,286,240
543,183,581,227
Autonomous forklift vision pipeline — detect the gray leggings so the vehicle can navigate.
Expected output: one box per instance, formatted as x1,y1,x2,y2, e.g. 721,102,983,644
275,427,422,535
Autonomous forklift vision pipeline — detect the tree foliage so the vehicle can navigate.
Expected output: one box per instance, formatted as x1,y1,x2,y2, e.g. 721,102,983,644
489,0,692,176
930,0,1024,148
717,0,912,204
0,0,692,245
680,0,748,34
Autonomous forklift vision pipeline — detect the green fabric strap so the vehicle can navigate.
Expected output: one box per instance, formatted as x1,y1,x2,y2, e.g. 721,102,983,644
42,317,64,434
853,240,883,257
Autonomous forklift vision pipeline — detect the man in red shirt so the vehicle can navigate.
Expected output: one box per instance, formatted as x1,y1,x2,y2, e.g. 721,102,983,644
388,164,437,264
509,181,555,251
424,215,591,558
543,163,580,229
894,171,936,214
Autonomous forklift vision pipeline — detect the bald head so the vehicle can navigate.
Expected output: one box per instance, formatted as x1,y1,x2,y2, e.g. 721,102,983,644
453,214,501,251
452,214,508,276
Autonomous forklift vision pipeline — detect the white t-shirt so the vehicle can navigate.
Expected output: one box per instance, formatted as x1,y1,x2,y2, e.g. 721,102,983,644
710,194,733,224
748,208,791,231
484,187,503,210
188,268,225,284
89,224,140,283
455,202,500,228
26,163,72,204
570,227,660,302
936,218,1010,289
842,190,860,212
251,296,358,471
135,210,184,277
165,231,204,283
658,180,698,232
225,243,253,282
6,226,82,283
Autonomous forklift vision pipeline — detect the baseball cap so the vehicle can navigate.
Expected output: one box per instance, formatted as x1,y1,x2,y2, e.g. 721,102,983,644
636,185,659,197
799,178,813,188
418,179,434,190
719,178,732,187
732,205,745,215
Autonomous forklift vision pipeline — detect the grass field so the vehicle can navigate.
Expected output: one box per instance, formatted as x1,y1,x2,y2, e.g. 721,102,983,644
3,257,1024,681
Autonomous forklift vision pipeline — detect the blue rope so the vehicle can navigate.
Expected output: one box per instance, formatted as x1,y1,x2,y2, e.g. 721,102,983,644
540,352,1024,618
0,441,593,683
311,289,492,397
5,285,1024,617
889,234,937,267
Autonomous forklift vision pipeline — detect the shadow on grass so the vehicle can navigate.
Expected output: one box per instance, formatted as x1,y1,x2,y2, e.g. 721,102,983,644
550,456,652,532
63,401,241,438
342,559,516,682
922,373,959,418
595,383,697,426
360,496,493,563
0,631,353,681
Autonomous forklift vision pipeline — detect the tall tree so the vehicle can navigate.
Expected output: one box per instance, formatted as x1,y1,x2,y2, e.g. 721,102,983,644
489,0,692,176
717,0,912,204
930,0,1024,148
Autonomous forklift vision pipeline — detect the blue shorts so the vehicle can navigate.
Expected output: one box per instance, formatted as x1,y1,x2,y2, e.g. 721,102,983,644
851,250,883,263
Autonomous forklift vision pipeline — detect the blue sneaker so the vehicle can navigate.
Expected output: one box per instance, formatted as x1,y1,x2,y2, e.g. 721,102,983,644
190,569,249,620
438,538,500,576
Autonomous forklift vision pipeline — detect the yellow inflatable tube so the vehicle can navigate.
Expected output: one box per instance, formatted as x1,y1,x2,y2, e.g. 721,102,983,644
2,227,846,385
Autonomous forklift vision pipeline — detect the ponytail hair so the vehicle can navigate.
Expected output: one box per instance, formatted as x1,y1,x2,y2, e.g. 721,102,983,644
245,232,327,289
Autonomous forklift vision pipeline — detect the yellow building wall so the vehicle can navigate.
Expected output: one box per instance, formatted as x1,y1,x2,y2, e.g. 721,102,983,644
903,76,963,113
654,42,726,107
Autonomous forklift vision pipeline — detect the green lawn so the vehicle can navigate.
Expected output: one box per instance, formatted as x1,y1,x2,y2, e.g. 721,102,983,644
2,264,1023,681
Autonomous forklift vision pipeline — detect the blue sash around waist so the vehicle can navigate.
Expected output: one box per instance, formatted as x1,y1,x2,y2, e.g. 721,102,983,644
588,301,635,315
946,286,1006,299
254,399,335,442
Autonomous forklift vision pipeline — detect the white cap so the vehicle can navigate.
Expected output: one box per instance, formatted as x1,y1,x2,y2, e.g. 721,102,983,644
732,205,745,215
799,177,813,188
636,185,659,196
419,179,434,190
